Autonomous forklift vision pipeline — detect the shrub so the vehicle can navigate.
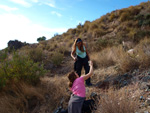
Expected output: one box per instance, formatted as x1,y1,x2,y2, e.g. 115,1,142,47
135,38,150,68
0,48,8,61
109,13,116,21
145,13,150,19
118,55,140,73
37,36,46,42
0,52,46,89
135,30,150,42
93,28,107,38
89,23,98,30
119,12,131,22
51,52,64,66
68,29,76,35
93,39,113,51
28,48,43,62
129,6,140,15
127,28,137,39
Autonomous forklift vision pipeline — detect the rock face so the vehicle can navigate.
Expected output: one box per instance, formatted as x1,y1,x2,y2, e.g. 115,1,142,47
8,40,27,50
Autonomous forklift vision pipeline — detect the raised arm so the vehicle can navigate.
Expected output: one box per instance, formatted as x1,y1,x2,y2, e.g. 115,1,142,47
82,61,93,81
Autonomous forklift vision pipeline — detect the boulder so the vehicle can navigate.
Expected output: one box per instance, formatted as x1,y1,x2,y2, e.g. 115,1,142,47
8,40,28,50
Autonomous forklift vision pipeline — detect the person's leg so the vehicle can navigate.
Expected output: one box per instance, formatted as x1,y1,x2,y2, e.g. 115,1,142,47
83,56,92,86
75,57,83,76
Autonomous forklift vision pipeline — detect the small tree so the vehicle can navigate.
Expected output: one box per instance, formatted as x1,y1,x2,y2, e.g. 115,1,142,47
37,36,46,42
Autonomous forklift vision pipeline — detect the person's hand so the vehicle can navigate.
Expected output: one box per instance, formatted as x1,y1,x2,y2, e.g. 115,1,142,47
88,61,93,67
74,57,77,61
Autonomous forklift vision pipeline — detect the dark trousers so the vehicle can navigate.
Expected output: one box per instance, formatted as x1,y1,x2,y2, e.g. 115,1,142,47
74,55,91,85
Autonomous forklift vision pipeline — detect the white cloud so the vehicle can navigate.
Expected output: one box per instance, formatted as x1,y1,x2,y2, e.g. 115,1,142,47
9,0,32,7
0,5,18,11
0,14,67,50
46,3,55,8
51,11,62,17
39,0,56,8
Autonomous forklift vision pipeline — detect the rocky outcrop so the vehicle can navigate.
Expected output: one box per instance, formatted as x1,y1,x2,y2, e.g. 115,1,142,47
8,40,28,50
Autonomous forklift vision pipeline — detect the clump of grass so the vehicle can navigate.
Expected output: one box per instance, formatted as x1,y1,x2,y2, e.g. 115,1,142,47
97,85,140,113
135,37,150,68
118,54,140,73
92,28,107,38
51,52,64,66
119,11,131,22
91,48,116,68
0,82,44,113
28,47,43,62
109,13,116,21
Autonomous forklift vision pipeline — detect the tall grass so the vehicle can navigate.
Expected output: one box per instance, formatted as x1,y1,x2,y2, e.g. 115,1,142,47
0,82,44,113
97,85,140,113
91,37,150,73
40,76,69,112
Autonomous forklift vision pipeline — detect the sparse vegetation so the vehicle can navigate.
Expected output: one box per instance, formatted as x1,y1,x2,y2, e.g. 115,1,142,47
1,1,150,113
97,85,140,113
51,52,64,66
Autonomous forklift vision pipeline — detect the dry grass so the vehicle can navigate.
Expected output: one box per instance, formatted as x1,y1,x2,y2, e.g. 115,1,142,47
40,75,69,112
0,75,69,113
96,84,140,113
90,47,118,68
91,38,150,73
135,37,150,68
0,82,44,113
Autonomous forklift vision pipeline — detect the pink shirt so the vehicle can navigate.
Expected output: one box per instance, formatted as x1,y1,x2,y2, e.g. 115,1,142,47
71,76,86,97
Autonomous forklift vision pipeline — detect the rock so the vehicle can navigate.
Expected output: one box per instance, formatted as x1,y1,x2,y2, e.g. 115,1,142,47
8,40,28,50
146,98,150,106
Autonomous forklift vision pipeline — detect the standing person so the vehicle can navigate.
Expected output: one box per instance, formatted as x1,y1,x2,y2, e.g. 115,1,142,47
67,61,93,113
71,38,92,86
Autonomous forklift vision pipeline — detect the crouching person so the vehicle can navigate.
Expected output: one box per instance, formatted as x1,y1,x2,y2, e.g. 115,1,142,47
67,61,93,113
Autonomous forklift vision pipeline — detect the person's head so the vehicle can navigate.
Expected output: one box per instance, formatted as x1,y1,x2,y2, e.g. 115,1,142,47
72,38,84,52
76,38,82,46
67,71,79,88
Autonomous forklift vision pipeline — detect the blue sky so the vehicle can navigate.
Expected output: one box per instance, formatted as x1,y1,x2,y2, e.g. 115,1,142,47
0,0,148,50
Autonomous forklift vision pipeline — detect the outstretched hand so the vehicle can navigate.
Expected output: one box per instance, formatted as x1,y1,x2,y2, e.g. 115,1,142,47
88,61,93,67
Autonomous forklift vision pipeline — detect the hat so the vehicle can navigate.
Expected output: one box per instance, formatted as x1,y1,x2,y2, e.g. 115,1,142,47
76,38,82,43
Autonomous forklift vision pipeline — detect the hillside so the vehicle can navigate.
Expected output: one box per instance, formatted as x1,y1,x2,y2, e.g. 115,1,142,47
0,1,150,113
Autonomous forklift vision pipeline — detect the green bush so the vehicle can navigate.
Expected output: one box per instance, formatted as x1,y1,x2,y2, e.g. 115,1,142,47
0,48,8,61
145,13,150,19
0,51,46,89
119,12,131,22
28,48,43,62
93,39,113,51
51,52,64,66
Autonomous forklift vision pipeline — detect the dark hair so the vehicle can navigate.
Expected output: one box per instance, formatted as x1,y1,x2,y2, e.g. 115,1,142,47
76,38,84,52
67,71,77,88
76,38,82,43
